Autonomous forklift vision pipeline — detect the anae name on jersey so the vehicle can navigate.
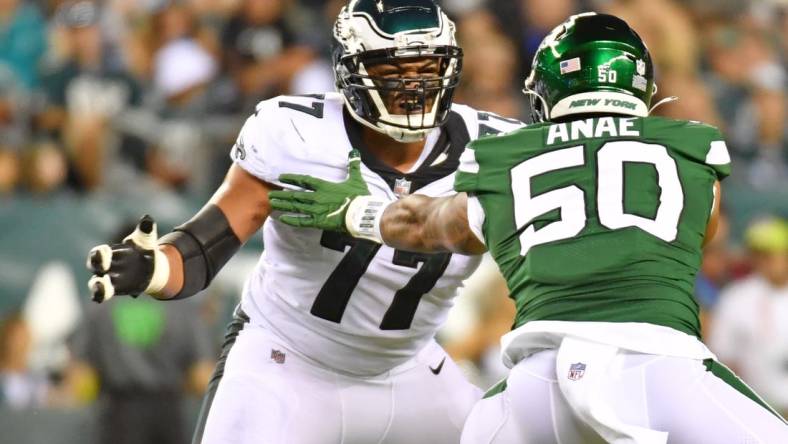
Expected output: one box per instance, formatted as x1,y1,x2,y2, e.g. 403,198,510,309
546,117,640,145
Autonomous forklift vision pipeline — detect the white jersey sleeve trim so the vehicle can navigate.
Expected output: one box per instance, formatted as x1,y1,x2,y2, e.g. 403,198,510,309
458,148,479,174
705,140,731,165
467,195,486,246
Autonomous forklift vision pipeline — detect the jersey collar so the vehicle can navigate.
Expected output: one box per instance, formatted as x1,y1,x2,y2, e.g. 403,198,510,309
342,108,470,195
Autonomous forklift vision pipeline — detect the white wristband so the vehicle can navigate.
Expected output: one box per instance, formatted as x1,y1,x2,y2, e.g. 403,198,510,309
345,196,392,244
124,219,171,297
144,247,171,296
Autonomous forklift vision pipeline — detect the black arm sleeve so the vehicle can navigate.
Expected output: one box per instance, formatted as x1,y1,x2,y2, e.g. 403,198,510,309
159,204,242,300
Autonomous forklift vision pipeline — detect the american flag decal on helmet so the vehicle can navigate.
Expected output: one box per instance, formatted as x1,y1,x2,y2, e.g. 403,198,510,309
560,57,582,75
568,362,586,380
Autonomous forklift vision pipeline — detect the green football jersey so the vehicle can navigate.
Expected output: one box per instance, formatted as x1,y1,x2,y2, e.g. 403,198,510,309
455,116,731,338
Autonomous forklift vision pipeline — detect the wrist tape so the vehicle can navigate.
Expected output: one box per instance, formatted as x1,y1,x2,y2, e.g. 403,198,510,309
345,196,392,244
145,248,171,296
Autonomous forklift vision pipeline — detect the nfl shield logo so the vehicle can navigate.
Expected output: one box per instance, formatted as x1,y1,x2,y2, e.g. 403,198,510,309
636,59,646,76
393,177,412,197
270,349,286,364
568,362,586,380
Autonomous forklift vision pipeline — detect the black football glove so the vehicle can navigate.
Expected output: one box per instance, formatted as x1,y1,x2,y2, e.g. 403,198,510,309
86,215,170,303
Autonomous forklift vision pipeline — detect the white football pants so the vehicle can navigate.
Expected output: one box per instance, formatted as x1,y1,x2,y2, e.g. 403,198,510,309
462,348,788,444
197,321,481,444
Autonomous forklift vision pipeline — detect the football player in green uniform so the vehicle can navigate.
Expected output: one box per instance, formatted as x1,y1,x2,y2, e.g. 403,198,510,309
270,12,788,444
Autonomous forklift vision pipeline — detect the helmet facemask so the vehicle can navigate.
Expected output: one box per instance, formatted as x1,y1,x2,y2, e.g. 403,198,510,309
337,46,462,141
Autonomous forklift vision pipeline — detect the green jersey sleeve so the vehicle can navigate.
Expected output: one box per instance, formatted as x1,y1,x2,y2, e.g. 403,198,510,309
642,117,731,180
455,126,543,195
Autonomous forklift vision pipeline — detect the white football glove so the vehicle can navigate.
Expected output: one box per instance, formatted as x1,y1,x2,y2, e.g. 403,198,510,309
86,215,170,303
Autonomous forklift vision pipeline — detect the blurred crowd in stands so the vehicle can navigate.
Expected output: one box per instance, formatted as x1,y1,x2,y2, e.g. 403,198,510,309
0,0,785,198
0,0,786,442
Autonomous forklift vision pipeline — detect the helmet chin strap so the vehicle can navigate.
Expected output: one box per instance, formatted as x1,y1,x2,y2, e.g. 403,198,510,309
522,89,550,123
344,97,431,143
383,125,430,143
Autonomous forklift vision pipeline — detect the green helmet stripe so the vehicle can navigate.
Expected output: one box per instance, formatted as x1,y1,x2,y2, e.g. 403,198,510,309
354,0,441,36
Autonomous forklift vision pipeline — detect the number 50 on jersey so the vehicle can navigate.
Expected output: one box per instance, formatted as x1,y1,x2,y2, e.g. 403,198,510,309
513,140,683,255
456,116,729,258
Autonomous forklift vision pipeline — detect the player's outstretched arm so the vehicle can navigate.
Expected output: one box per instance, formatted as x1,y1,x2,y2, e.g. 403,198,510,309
376,193,487,255
269,153,486,255
87,165,274,303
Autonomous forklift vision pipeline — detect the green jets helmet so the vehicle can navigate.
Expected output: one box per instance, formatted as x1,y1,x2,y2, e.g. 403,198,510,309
333,0,462,142
524,12,658,123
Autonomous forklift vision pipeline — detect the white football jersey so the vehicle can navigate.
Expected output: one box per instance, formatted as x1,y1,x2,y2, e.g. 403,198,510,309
231,92,523,376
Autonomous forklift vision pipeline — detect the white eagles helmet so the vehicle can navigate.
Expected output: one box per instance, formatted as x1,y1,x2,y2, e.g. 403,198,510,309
333,0,463,142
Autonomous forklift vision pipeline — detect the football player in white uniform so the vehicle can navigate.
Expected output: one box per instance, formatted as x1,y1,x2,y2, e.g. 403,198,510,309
85,1,523,443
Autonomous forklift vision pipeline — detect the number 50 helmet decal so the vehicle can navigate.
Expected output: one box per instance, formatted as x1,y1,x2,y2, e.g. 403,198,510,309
524,13,665,123
333,0,462,142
